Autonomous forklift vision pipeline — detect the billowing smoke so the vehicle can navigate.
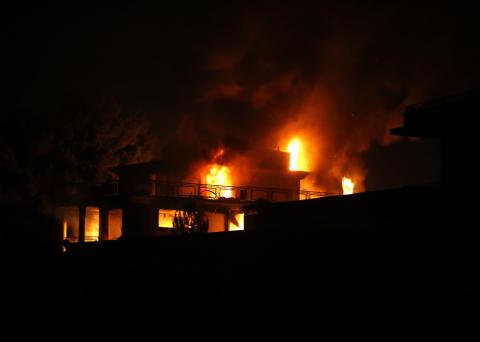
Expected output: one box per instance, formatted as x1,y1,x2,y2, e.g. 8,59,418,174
5,2,479,197
159,2,479,192
6,1,477,251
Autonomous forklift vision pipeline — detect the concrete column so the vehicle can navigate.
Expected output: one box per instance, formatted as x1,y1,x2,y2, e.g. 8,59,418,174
99,207,109,241
224,210,228,232
78,205,86,242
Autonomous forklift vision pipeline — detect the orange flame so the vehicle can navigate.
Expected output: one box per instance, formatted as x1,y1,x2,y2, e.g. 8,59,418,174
342,177,354,195
287,138,301,170
286,137,311,171
205,164,232,198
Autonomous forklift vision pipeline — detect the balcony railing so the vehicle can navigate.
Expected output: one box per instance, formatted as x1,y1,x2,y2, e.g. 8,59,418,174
115,181,335,202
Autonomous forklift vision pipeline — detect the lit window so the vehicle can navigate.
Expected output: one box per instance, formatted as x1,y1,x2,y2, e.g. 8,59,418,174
108,209,122,240
85,207,99,242
158,209,176,228
62,221,68,240
205,212,226,232
229,213,244,231
55,206,79,242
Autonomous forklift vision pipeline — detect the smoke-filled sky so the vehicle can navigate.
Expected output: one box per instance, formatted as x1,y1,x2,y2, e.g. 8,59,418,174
6,1,480,193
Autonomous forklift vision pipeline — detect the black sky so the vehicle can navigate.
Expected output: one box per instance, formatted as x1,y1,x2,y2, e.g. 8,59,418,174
6,1,480,191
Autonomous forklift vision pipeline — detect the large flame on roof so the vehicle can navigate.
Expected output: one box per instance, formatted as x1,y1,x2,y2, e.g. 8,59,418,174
287,138,301,170
205,164,232,198
286,137,310,171
342,177,354,195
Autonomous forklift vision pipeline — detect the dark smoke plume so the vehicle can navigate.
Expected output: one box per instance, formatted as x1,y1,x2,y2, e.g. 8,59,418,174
160,1,479,192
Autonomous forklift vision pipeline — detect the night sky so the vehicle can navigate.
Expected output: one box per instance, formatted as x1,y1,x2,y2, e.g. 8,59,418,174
4,1,480,197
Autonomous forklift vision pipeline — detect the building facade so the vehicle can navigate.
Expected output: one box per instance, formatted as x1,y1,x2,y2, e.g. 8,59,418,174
54,149,329,243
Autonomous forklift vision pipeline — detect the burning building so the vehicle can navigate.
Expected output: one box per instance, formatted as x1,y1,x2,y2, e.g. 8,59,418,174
54,147,334,243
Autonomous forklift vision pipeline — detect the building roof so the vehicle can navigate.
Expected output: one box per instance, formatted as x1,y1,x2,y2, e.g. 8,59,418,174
390,88,479,138
109,160,168,176
247,184,442,229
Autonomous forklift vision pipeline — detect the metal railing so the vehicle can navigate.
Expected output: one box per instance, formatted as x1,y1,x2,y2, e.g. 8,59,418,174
117,181,335,202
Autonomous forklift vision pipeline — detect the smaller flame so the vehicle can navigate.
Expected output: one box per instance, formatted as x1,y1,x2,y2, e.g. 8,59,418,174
342,177,354,195
212,148,225,161
287,138,301,171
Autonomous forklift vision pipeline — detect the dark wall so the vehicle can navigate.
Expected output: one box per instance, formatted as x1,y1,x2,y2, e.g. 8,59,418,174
122,202,157,239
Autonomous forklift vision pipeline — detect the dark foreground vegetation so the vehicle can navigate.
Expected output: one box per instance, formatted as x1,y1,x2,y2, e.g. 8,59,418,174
1,187,478,338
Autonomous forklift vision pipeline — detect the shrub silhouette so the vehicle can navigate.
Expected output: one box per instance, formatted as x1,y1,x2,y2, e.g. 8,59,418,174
173,201,208,235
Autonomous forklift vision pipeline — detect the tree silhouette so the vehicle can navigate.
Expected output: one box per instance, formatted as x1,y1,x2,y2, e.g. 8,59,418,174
1,98,157,204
